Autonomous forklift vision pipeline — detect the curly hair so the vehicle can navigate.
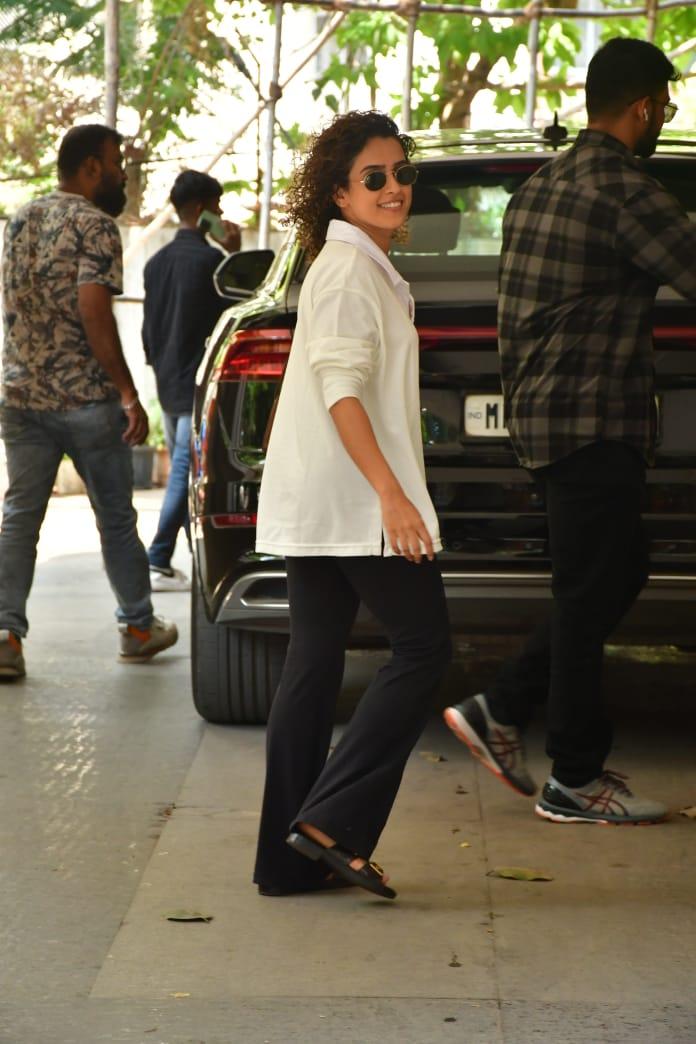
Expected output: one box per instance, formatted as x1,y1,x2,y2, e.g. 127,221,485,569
283,110,415,259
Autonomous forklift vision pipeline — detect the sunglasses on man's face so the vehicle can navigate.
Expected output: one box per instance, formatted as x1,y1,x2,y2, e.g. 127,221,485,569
661,100,678,123
357,163,419,192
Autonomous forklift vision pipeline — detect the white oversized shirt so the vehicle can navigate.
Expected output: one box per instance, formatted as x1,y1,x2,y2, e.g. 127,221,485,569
255,219,442,557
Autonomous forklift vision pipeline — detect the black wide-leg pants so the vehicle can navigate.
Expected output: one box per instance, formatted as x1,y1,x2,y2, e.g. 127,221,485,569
486,441,649,788
253,554,451,892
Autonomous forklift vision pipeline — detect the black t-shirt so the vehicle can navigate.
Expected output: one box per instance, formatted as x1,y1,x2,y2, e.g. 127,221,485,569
142,228,229,414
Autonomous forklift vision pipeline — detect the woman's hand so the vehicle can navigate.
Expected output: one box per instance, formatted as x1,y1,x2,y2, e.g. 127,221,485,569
380,487,435,564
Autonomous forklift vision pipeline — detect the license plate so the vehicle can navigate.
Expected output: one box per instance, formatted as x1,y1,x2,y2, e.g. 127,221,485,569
464,394,508,437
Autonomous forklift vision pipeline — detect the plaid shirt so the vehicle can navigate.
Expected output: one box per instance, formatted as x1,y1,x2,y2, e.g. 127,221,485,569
498,129,696,469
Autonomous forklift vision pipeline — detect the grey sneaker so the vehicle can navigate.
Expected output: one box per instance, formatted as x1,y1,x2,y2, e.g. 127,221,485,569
535,771,667,825
0,629,25,678
443,693,536,796
119,616,178,663
149,566,190,593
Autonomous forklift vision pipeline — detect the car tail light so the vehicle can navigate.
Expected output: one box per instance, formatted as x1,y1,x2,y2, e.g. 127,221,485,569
417,326,498,348
653,326,696,347
213,329,292,381
210,513,258,527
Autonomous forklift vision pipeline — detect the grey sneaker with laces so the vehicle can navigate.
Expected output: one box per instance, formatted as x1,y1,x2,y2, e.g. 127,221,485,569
535,771,667,825
443,693,537,796
118,615,178,663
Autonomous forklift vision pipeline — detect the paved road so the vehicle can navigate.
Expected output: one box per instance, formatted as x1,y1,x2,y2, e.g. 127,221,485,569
1,491,696,1043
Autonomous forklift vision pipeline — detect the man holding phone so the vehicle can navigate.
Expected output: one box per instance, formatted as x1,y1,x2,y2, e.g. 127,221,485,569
142,170,241,590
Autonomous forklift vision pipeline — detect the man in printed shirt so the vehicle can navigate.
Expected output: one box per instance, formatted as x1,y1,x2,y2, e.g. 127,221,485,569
445,38,696,824
0,124,178,677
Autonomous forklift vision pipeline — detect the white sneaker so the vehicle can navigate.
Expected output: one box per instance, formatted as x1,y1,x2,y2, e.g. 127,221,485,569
119,615,179,662
149,566,190,592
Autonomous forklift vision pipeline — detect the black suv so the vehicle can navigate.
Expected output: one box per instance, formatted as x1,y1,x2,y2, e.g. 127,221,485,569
190,127,696,725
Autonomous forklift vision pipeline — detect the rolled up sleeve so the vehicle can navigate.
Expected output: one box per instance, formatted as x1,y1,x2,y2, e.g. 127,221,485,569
307,288,380,409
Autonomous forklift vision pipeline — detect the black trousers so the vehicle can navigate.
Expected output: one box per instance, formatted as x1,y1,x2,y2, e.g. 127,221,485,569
486,441,648,788
253,555,451,892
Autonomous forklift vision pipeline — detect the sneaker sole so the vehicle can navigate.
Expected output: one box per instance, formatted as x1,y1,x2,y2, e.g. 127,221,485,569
0,666,25,678
443,705,535,797
534,802,668,826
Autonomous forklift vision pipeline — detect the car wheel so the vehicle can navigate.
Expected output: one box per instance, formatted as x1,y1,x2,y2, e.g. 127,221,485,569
191,563,288,724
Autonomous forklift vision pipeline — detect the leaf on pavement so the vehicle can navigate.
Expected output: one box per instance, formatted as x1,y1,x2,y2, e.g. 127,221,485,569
488,866,553,882
678,806,696,819
165,910,214,922
420,751,447,763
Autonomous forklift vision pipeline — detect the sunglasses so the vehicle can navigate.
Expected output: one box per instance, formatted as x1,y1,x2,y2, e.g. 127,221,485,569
661,100,678,123
357,164,419,192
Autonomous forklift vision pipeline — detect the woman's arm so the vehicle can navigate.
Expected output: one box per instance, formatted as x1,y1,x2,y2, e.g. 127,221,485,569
329,396,434,563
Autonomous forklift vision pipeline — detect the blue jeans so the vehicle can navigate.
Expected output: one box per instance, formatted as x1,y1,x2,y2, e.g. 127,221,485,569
0,402,153,636
147,412,192,570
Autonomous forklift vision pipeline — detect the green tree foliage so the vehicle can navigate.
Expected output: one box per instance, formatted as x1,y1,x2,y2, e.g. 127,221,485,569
0,50,98,205
0,0,242,215
311,1,695,129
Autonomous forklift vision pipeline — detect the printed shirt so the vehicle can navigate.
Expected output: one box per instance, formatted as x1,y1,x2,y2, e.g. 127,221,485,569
498,129,696,469
255,219,441,557
1,190,123,410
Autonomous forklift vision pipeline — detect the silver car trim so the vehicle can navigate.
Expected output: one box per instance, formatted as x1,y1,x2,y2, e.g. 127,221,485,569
215,568,696,624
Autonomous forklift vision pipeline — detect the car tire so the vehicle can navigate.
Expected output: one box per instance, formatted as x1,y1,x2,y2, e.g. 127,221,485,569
191,564,288,724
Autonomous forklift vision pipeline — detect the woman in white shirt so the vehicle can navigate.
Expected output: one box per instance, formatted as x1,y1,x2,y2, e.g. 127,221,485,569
253,111,451,900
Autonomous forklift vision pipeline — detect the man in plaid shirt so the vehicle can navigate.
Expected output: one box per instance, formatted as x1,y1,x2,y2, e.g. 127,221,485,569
445,38,696,824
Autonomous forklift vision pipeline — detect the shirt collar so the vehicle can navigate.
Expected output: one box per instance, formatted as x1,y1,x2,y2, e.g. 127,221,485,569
575,128,640,164
326,218,414,319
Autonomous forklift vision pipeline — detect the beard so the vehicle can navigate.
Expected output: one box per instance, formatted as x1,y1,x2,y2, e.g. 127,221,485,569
94,178,127,217
634,125,660,159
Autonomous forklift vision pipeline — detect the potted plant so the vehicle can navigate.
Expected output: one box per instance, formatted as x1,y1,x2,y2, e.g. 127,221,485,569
147,399,170,487
131,400,164,489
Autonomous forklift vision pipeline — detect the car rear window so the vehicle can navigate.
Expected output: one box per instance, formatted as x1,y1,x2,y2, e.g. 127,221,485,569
390,156,696,283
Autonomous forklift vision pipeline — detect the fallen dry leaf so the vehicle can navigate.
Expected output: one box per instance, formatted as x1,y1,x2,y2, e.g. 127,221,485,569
420,751,447,763
679,806,696,819
165,910,213,922
459,842,471,848
170,993,190,998
488,866,553,882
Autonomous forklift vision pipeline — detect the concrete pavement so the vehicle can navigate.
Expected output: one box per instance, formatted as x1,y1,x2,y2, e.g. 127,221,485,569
1,491,696,1043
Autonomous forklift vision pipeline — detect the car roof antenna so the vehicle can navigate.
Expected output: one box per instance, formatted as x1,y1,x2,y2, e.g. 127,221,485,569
543,112,568,151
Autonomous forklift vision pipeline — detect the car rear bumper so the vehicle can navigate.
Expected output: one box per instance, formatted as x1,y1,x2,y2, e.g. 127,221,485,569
214,566,696,643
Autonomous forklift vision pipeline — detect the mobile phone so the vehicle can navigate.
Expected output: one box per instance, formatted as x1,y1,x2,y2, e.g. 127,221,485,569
197,209,226,241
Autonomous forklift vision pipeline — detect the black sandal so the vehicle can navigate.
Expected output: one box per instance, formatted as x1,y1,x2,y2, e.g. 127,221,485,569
286,831,396,899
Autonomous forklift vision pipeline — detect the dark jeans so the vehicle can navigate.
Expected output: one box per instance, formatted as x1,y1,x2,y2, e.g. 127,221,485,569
147,412,192,570
486,441,648,788
254,554,451,892
0,402,153,635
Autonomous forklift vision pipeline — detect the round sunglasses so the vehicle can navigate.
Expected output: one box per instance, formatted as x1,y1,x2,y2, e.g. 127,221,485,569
357,164,419,192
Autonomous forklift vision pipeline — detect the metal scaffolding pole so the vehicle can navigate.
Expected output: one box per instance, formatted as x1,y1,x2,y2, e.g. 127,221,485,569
259,2,284,250
524,0,542,128
401,1,419,131
104,0,120,128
